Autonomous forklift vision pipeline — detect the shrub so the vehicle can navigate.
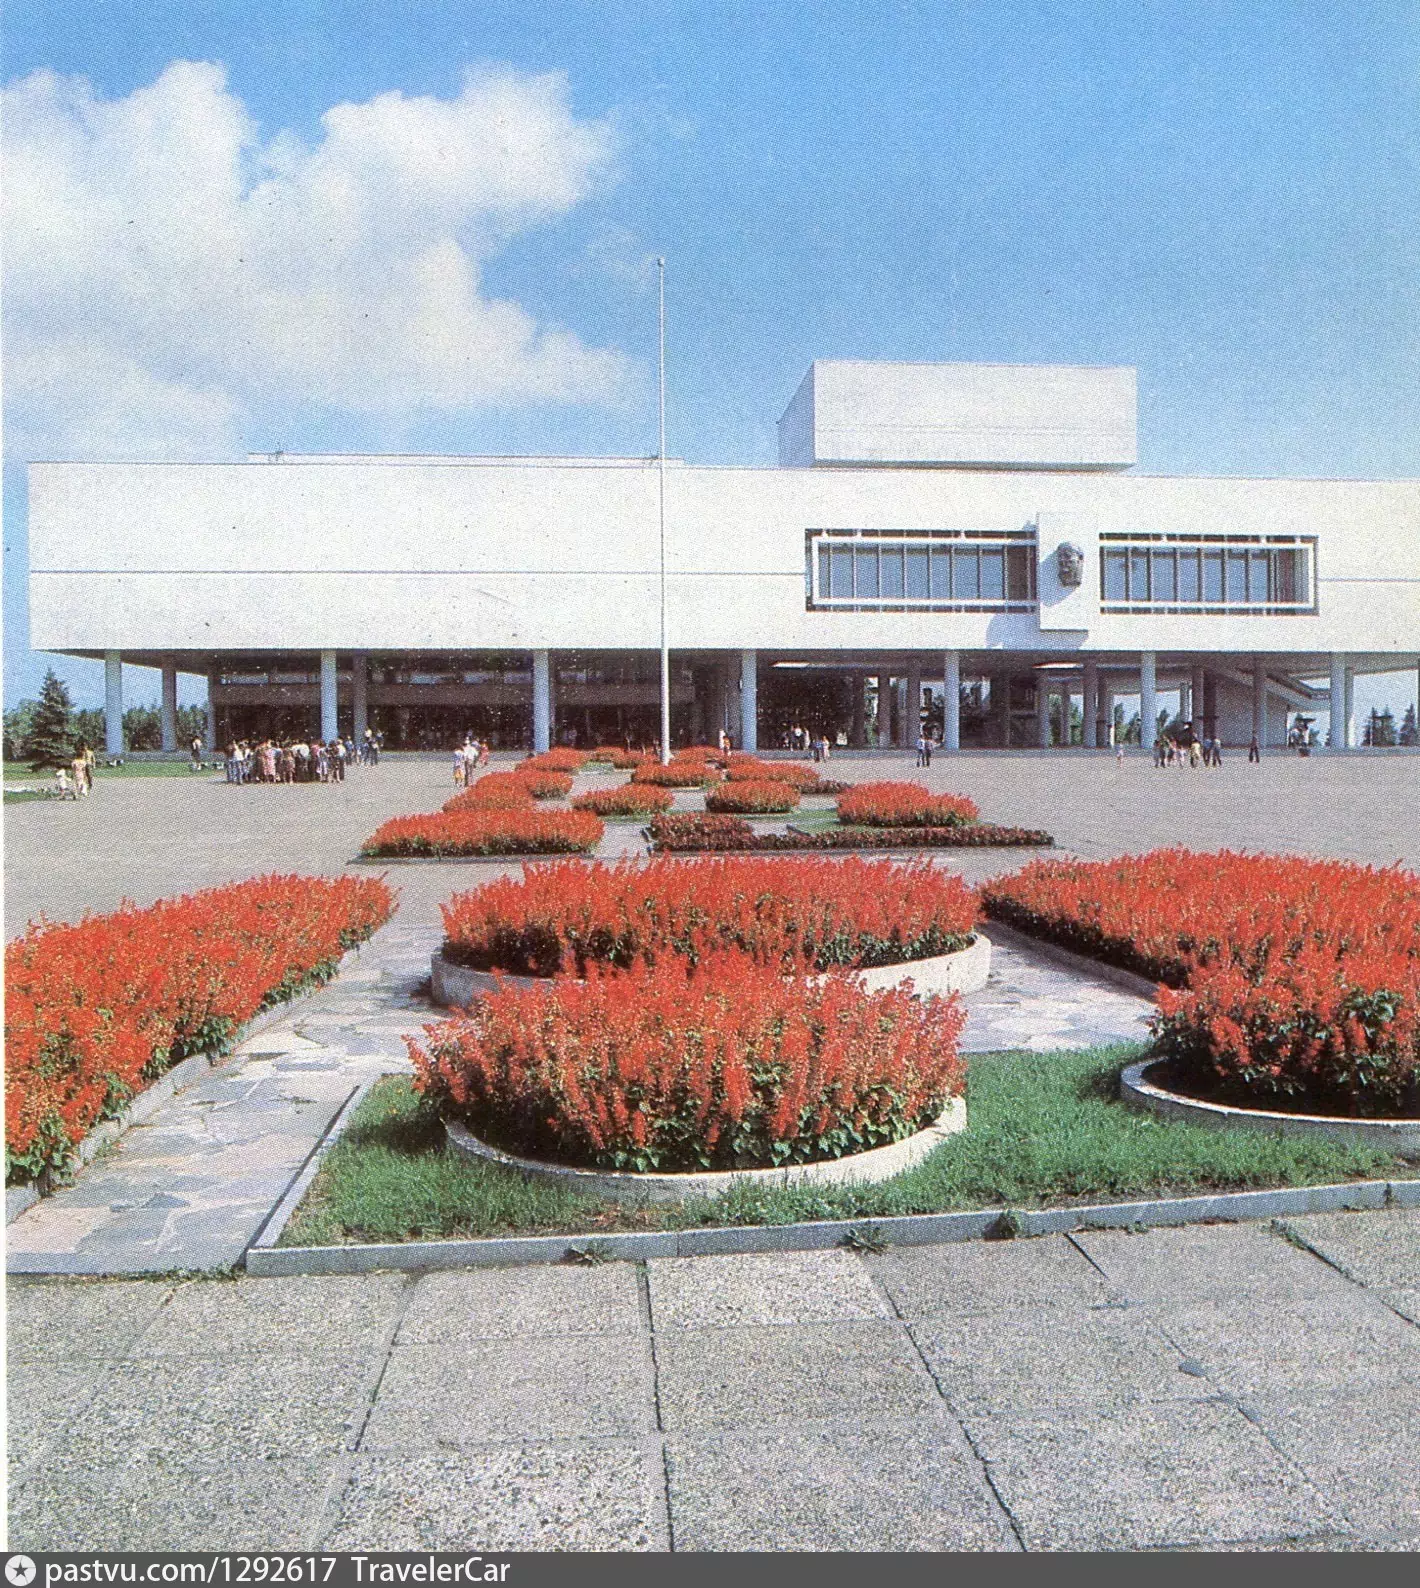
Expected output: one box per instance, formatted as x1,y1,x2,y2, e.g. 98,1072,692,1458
510,770,574,800
647,813,1052,853
523,749,587,772
362,809,603,858
705,780,801,814
982,850,1420,1115
571,783,674,817
632,760,722,788
409,951,966,1172
837,782,980,827
5,875,395,1182
585,746,647,769
440,854,978,976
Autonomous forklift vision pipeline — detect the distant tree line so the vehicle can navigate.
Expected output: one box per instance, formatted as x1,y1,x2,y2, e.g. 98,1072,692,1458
3,670,208,767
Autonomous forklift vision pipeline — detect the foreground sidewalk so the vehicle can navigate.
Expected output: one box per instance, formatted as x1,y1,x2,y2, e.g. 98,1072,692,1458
7,1215,1418,1550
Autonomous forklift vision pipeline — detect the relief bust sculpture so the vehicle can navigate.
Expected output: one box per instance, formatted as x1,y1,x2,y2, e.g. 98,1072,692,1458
1056,542,1084,587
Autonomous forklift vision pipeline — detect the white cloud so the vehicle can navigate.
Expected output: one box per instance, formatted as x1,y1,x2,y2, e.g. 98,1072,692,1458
2,61,634,459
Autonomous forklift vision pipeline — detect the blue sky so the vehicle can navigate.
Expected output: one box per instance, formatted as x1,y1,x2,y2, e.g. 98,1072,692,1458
4,0,1418,719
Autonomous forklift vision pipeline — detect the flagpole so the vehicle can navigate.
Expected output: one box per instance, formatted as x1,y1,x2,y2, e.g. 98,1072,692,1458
658,256,671,764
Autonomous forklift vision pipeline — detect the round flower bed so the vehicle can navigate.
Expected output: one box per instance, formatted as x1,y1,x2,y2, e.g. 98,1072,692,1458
361,808,603,858
646,812,1053,853
631,761,722,788
584,746,646,769
523,749,587,772
704,779,801,814
837,782,981,827
411,951,967,1177
571,783,674,817
444,770,571,812
438,855,979,976
984,850,1420,1120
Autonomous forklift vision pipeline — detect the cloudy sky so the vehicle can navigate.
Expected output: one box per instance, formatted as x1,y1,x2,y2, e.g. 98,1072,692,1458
4,0,1418,715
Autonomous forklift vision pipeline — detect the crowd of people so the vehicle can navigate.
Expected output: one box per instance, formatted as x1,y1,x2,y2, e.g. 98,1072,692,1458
451,738,493,785
1153,730,1225,768
51,740,97,798
224,728,384,784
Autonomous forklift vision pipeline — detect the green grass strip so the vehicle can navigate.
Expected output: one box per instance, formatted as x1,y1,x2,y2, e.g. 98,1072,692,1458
280,1045,1403,1246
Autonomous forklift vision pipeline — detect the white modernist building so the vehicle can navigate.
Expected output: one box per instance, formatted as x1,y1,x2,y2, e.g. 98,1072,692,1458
27,359,1420,755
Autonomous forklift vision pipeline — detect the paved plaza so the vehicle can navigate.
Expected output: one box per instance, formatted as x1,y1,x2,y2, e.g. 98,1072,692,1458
6,750,1418,1549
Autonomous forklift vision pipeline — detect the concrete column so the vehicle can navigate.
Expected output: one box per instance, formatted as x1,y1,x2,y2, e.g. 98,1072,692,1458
160,659,178,752
1345,664,1356,751
943,652,961,751
1139,652,1157,752
906,664,923,747
1082,661,1098,749
740,649,758,752
532,649,551,752
1178,679,1191,728
850,674,867,747
352,653,368,746
1251,656,1267,749
1036,675,1051,748
1203,672,1218,740
1329,654,1346,750
104,651,124,755
320,650,338,742
1192,665,1207,728
204,669,218,751
997,674,1013,748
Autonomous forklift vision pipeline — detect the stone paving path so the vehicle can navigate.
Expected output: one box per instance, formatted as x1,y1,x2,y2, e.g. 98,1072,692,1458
5,918,1153,1277
8,1215,1419,1549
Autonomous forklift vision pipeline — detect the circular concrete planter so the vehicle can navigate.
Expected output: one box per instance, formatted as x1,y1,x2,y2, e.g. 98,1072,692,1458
445,1095,967,1204
1121,1058,1420,1159
431,932,991,1009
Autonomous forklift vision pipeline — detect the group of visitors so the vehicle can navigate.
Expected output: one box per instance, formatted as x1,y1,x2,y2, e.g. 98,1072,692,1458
451,738,492,785
225,728,383,784
1153,731,1224,768
52,740,97,798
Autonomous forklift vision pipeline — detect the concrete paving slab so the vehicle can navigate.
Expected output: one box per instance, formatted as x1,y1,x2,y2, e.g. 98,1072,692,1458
1073,1223,1355,1303
362,1336,656,1448
1283,1208,1420,1291
8,1456,331,1551
1156,1292,1420,1399
867,1235,1117,1316
130,1272,407,1359
667,1421,1016,1551
326,1444,665,1551
5,1359,107,1473
911,1307,1194,1413
655,1320,939,1431
972,1400,1341,1550
397,1264,642,1343
62,1354,374,1464
5,1277,174,1359
647,1249,891,1330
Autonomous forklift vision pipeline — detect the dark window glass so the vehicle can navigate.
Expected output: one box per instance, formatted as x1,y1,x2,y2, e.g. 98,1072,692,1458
1273,547,1304,603
1203,550,1224,602
1103,550,1127,601
905,547,930,598
980,548,1004,599
930,547,953,598
880,547,905,598
1129,549,1150,601
1249,550,1270,603
1006,546,1034,600
855,547,879,598
955,548,980,599
817,546,831,599
1178,551,1201,603
1151,550,1177,602
1226,550,1248,603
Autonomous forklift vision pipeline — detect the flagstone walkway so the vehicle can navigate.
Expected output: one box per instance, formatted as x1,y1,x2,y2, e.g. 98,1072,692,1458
5,922,1153,1277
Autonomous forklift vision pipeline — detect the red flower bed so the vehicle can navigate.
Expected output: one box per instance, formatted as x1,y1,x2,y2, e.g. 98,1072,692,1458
362,809,603,858
836,782,980,827
5,875,396,1182
631,760,722,788
523,749,587,772
982,850,1420,1115
440,855,978,976
647,813,1052,853
705,780,801,814
584,746,646,769
571,783,674,817
409,951,966,1172
444,770,571,811
724,761,822,790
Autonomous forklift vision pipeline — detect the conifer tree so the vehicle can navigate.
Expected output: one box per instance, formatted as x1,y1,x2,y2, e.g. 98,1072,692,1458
25,669,75,769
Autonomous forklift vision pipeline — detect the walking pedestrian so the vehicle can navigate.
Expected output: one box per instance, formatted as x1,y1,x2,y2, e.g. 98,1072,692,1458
1248,735,1261,764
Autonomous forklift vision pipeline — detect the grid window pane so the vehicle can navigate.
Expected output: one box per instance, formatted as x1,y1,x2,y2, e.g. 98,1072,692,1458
1179,551,1201,602
980,549,1004,599
880,547,905,598
1006,545,1034,600
1274,547,1302,603
1203,550,1224,602
855,547,879,598
1151,549,1177,602
817,546,831,598
930,547,953,598
1129,550,1150,601
955,548,980,599
830,547,854,599
1249,550,1270,603
1226,550,1248,603
1103,550,1127,601
906,547,930,598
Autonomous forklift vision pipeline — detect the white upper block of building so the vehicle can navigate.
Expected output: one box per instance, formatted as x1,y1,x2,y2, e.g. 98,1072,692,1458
779,359,1138,470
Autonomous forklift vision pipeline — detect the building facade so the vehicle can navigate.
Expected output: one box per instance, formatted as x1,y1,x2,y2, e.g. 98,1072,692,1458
27,360,1420,754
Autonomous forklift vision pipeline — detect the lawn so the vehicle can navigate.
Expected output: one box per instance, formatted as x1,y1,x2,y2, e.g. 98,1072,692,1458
3,759,218,782
279,1044,1403,1247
